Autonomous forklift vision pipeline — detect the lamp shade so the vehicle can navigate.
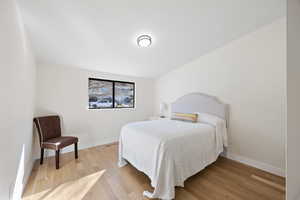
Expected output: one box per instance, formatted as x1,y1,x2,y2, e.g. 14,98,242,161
160,102,167,117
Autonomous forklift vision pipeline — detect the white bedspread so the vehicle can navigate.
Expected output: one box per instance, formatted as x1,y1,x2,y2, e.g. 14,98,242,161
118,119,227,199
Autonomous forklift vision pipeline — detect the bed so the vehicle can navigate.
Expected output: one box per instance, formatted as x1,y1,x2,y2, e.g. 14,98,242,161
118,93,228,200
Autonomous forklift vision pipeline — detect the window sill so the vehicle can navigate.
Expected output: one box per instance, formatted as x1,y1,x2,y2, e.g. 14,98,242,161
87,107,136,111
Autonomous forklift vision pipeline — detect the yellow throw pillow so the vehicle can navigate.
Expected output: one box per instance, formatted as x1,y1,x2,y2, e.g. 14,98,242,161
171,112,198,122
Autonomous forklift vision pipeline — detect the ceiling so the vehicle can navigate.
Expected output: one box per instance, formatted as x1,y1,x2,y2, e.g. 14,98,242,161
18,0,285,78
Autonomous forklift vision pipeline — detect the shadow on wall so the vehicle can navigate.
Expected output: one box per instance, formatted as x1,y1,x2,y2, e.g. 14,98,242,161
32,122,40,162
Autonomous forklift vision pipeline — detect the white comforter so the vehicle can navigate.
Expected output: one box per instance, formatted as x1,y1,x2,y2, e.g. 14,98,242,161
118,119,227,199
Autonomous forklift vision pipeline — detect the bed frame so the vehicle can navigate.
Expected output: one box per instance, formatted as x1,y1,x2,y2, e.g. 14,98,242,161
171,93,229,126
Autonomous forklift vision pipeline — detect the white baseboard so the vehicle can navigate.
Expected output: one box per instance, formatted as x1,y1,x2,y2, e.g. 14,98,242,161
222,152,285,177
22,159,34,195
11,159,34,200
31,139,285,178
34,137,119,159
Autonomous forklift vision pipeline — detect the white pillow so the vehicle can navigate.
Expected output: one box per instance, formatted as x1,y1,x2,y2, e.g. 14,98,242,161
196,113,228,147
196,113,225,126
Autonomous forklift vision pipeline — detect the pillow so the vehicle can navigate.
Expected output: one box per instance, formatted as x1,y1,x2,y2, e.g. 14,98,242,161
196,113,228,147
171,112,198,123
196,112,226,126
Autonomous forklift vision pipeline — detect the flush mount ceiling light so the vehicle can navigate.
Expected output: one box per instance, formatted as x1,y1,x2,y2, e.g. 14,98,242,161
137,35,152,47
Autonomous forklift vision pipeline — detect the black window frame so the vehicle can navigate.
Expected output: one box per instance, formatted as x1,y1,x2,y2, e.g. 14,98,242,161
88,78,135,109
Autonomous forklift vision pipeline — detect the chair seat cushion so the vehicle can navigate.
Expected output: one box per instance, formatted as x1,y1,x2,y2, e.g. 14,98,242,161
42,136,78,150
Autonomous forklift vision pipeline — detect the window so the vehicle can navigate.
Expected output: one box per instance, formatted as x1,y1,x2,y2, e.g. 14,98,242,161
114,81,135,108
88,79,113,109
88,78,135,109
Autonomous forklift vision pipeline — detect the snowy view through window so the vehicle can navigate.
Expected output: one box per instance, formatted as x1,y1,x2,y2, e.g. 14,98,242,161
88,78,134,109
114,82,134,108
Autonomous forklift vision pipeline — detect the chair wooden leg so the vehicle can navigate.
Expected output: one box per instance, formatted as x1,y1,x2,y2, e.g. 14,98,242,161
40,148,44,165
75,142,78,159
55,149,60,169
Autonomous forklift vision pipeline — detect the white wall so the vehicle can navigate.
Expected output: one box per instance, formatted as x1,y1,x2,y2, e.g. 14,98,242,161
287,0,300,199
0,0,36,199
155,18,286,175
35,64,155,157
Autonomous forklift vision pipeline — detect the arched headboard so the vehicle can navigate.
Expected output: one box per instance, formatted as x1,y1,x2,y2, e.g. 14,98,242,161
171,93,229,124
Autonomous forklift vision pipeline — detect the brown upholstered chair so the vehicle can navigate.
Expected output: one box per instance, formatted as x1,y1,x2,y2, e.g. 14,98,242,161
33,115,78,169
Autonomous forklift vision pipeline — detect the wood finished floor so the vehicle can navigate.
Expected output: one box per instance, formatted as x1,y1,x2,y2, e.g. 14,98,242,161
23,144,285,200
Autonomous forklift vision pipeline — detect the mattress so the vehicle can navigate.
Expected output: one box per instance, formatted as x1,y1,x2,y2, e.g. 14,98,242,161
118,119,227,199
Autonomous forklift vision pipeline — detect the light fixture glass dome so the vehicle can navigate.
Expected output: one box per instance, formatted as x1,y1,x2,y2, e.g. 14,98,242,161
137,35,152,47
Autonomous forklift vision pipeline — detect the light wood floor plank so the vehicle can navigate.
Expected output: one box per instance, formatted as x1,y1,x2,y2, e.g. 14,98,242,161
23,144,285,200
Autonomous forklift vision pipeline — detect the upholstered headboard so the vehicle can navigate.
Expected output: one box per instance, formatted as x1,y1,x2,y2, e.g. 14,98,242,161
171,93,229,125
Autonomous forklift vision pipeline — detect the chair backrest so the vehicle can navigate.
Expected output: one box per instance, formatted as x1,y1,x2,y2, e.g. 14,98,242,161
34,115,62,145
